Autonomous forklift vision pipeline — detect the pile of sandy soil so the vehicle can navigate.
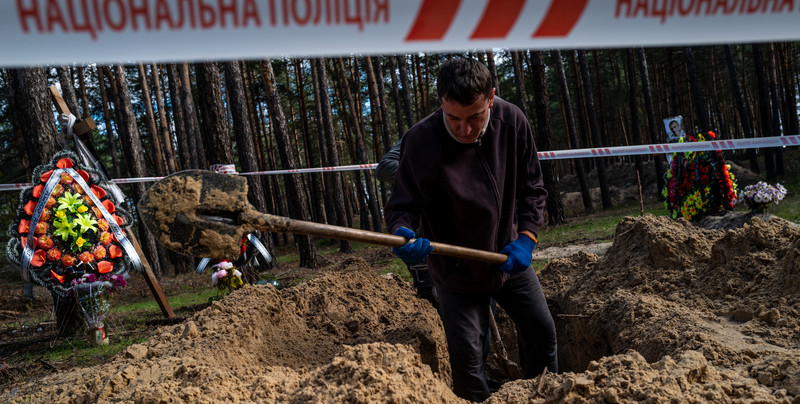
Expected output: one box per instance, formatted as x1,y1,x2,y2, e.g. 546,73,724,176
7,214,800,403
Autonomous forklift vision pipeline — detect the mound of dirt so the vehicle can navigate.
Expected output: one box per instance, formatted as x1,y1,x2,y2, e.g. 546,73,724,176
6,214,800,403
8,258,458,403
537,214,800,402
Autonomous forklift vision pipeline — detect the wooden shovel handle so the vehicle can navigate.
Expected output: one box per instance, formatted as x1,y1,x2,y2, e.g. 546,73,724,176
241,211,508,265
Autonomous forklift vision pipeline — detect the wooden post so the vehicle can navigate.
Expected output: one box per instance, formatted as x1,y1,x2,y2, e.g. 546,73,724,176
49,86,175,318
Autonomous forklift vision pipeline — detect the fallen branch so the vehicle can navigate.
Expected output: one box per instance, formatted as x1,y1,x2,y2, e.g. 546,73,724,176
536,367,549,397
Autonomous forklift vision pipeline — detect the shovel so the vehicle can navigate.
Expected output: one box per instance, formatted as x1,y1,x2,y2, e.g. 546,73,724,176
137,170,509,263
488,307,523,380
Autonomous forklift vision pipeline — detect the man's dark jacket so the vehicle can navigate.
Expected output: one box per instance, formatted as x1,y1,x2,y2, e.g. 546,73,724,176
384,98,547,293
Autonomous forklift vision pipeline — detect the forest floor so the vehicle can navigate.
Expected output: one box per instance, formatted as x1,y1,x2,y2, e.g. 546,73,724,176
1,153,799,403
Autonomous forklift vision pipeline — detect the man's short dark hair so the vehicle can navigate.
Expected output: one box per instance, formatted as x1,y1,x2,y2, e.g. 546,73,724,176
437,58,493,105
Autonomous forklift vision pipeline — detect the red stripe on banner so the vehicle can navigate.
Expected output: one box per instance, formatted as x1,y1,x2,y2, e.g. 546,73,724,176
405,0,462,41
470,0,526,39
727,141,734,148
591,149,597,156
792,137,799,145
781,137,789,145
605,148,611,154
532,0,589,38
649,146,656,152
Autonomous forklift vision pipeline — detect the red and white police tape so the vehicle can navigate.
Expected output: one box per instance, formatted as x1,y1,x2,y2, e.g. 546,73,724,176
4,0,800,67
1,134,797,192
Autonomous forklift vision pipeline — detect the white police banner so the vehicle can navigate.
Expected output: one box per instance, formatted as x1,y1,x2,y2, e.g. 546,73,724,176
3,0,799,66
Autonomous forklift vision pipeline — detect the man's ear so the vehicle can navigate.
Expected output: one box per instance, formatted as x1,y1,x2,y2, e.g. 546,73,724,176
488,88,496,107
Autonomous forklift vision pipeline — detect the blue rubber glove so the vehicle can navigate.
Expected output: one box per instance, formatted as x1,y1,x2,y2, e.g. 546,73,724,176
392,227,433,264
499,234,537,274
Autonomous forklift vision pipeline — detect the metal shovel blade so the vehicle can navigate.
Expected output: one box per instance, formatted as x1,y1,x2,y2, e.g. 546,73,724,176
138,170,258,260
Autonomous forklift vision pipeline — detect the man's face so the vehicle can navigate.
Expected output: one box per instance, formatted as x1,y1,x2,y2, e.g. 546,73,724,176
441,88,495,144
670,121,680,134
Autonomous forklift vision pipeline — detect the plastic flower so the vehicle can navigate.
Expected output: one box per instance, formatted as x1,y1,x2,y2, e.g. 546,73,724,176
75,212,98,234
53,217,78,241
57,191,83,213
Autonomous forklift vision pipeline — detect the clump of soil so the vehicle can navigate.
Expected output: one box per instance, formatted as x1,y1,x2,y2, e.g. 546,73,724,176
6,214,800,403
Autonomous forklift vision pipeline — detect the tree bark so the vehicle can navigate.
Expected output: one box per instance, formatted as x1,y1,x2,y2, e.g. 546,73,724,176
178,63,205,169
151,63,177,173
752,44,777,180
293,59,327,224
578,50,613,209
767,44,785,176
685,48,710,132
312,58,352,253
261,59,318,268
724,45,759,172
76,66,91,118
530,51,566,226
137,63,166,176
223,60,274,281
97,66,121,179
554,51,593,213
336,57,384,233
625,49,645,177
166,64,192,170
396,55,416,128
386,56,406,137
194,62,234,166
110,64,163,279
636,48,667,195
56,66,81,118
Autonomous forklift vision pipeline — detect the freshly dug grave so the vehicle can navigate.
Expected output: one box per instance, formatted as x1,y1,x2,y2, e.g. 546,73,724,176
7,214,800,403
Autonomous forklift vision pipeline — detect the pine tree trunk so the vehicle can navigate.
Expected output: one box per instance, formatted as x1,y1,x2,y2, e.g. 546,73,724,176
625,49,645,177
636,48,667,195
151,63,177,173
56,66,81,118
531,51,565,226
110,64,163,280
293,60,327,224
752,44,777,180
194,62,233,166
178,63,205,169
97,66,122,179
166,64,192,170
767,44,785,176
685,48,710,131
312,58,353,253
223,60,274,281
725,45,759,171
486,50,500,95
554,51,593,213
578,50,613,209
368,56,393,154
396,55,416,128
137,63,166,176
386,56,406,137
336,57,384,233
510,51,528,113
76,66,91,118
261,59,318,268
